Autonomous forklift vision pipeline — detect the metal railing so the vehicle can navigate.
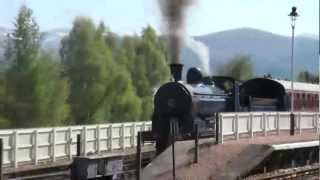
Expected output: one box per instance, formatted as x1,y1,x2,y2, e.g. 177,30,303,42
0,121,151,168
217,112,319,144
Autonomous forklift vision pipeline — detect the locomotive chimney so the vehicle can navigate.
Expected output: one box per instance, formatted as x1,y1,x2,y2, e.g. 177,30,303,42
170,63,183,82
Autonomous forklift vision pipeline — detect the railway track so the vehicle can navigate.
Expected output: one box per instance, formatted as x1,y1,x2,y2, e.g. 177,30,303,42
247,166,319,180
7,171,70,180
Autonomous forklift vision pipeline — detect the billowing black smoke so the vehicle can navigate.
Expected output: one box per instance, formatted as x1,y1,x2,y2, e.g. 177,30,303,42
158,0,193,64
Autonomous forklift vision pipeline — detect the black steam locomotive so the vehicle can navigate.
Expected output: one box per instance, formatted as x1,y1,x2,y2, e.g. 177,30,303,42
152,64,288,154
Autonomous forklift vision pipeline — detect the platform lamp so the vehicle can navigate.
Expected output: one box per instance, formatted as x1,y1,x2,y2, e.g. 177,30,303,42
289,7,298,136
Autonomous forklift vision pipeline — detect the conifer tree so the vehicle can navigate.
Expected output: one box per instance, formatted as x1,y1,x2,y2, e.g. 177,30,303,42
4,5,70,127
218,55,254,81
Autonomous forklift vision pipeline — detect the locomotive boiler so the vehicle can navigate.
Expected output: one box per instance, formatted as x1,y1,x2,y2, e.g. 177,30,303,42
152,64,287,154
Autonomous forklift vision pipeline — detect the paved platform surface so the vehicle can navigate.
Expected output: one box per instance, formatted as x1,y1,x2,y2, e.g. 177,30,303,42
142,131,319,180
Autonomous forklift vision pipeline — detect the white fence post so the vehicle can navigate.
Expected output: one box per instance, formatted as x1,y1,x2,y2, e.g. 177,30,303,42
142,122,146,131
131,123,136,147
52,128,56,162
316,113,319,133
263,113,267,136
96,125,100,154
82,126,87,156
277,112,280,135
313,113,316,132
249,113,253,138
235,114,239,140
13,130,18,168
121,124,125,150
68,127,72,160
298,113,302,135
219,114,223,144
33,130,38,165
109,124,113,151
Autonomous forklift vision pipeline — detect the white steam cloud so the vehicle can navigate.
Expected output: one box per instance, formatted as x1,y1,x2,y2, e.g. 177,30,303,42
185,37,211,75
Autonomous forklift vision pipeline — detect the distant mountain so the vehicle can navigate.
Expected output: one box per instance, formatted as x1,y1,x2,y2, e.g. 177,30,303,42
0,27,11,36
181,28,318,79
0,27,318,79
298,33,318,40
41,28,68,50
0,27,11,60
0,27,68,59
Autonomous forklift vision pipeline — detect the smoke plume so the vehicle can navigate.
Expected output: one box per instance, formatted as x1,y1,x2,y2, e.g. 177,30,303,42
158,0,193,63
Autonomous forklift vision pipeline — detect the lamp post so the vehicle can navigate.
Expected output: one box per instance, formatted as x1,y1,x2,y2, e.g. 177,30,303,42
318,1,320,178
318,1,320,113
289,7,298,136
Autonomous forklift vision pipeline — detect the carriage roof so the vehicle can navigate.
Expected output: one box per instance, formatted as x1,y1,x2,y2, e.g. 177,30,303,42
275,80,320,93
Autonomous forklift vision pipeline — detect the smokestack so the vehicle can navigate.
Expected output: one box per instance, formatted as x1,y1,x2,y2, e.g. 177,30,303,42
170,63,183,82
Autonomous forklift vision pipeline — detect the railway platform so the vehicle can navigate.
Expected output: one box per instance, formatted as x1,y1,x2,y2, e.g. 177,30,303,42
142,131,319,180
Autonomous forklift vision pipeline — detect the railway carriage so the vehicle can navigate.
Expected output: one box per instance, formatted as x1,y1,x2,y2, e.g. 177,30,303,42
276,80,320,112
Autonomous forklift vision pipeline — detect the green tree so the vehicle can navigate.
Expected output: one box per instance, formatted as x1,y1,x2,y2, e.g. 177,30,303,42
12,5,40,70
137,27,169,120
116,27,170,121
3,5,70,127
121,36,150,96
61,17,141,124
0,72,10,128
218,55,254,81
140,27,169,88
297,71,318,83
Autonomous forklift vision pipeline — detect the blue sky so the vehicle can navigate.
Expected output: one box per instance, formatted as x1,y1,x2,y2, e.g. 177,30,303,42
0,0,318,36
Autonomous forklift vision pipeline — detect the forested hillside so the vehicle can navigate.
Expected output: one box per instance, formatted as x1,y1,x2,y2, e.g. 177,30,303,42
0,5,169,128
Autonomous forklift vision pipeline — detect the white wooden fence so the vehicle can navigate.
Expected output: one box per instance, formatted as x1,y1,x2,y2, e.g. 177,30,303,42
1,112,318,168
218,112,319,144
0,121,151,168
